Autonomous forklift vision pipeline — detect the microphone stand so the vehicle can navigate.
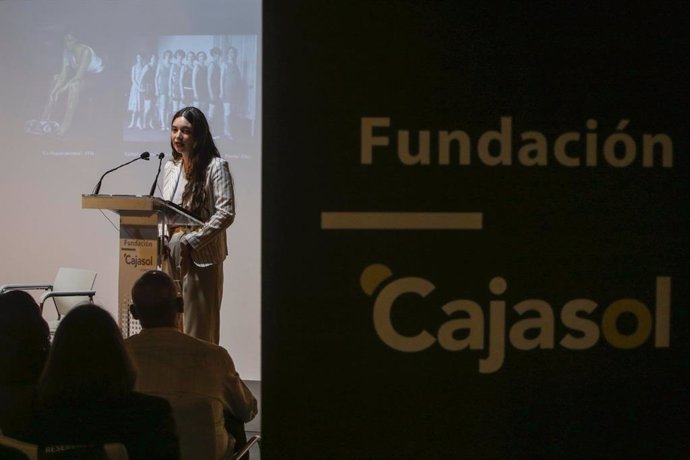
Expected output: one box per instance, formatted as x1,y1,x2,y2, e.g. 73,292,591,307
93,152,150,194
148,153,165,196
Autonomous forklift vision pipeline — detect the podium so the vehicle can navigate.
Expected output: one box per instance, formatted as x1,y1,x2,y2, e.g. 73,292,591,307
81,195,202,335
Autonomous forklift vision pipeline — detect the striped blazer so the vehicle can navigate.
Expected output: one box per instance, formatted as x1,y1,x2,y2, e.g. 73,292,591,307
162,157,235,266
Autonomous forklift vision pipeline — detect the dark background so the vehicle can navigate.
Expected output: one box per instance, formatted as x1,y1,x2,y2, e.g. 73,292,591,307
262,2,689,458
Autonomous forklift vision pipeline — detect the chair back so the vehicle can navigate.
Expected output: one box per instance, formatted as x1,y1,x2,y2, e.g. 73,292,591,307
166,395,229,460
0,436,128,460
0,434,38,460
102,443,129,460
51,267,98,317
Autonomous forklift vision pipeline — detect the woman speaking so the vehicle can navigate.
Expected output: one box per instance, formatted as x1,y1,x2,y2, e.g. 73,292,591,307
163,106,235,344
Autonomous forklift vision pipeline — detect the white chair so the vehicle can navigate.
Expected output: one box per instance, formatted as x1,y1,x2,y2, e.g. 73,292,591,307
0,267,97,334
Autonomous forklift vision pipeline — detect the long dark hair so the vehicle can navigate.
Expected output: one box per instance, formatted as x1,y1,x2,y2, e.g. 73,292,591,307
38,304,135,403
0,290,50,385
170,106,220,219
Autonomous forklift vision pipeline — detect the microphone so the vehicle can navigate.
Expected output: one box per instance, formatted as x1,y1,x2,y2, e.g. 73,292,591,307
93,152,150,194
148,153,165,197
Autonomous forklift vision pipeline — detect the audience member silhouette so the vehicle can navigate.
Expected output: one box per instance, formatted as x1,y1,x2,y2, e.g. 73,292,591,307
27,304,180,460
0,291,49,439
126,270,257,458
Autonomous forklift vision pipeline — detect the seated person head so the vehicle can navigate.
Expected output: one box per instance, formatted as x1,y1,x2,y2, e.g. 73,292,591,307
0,291,50,385
130,270,183,328
39,303,135,402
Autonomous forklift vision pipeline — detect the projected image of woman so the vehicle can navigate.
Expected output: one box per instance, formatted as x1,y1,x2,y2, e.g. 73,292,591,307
39,33,103,136
207,47,223,134
141,53,157,130
180,51,196,107
192,51,209,113
221,46,243,140
169,50,185,113
163,106,235,344
127,53,145,129
156,50,173,131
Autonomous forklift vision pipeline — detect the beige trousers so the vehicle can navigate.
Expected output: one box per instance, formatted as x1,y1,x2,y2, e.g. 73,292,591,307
167,232,223,344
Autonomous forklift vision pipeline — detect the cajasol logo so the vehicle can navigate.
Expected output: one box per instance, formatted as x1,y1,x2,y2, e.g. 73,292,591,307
360,264,671,373
123,253,154,268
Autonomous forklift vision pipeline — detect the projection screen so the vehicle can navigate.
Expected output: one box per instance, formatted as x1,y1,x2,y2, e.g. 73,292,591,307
0,0,261,379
